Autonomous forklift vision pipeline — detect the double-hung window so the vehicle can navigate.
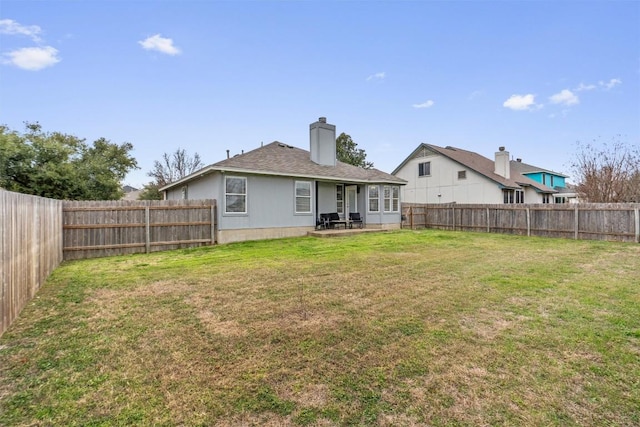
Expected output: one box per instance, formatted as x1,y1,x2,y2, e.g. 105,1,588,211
336,185,344,214
295,181,312,213
368,185,379,212
225,176,247,213
383,185,400,212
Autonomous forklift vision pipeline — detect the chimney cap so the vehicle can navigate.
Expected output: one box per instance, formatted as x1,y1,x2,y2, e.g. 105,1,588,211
498,146,505,152
318,117,327,123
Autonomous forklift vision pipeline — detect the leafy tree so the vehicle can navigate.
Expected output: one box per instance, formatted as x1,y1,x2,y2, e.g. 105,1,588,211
0,123,138,200
138,183,163,200
140,149,203,200
336,132,374,169
571,136,640,203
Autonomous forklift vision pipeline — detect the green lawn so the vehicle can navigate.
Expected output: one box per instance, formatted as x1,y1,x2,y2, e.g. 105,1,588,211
1,230,639,426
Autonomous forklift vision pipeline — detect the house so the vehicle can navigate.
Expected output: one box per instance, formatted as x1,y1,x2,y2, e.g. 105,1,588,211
160,117,407,244
393,143,574,204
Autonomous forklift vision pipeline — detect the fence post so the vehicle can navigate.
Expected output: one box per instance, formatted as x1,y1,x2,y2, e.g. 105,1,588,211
574,205,579,240
452,207,455,231
526,207,531,237
635,207,639,243
211,203,216,244
145,206,150,253
409,206,414,229
486,207,490,233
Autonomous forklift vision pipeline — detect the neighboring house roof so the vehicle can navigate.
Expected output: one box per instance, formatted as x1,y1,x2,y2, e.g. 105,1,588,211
393,143,557,194
509,160,569,178
161,141,406,192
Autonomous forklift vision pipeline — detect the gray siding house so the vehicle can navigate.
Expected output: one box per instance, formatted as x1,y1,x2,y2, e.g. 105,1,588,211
161,118,406,244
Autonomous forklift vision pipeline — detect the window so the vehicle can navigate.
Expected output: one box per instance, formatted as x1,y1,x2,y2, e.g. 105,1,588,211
418,161,431,177
542,174,546,185
550,176,554,187
225,176,246,213
181,186,188,200
336,185,344,214
555,196,566,204
295,181,312,213
392,186,399,212
503,189,524,204
368,185,379,212
458,170,467,180
383,185,400,212
542,194,550,204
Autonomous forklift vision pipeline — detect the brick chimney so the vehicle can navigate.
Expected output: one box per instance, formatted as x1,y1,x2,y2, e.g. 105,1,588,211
494,146,510,179
310,117,336,166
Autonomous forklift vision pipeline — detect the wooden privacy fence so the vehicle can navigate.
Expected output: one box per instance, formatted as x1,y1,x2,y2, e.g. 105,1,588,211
1,191,63,337
402,203,640,243
62,199,217,260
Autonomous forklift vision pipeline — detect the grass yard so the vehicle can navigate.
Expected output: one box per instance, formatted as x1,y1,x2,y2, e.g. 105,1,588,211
1,230,639,426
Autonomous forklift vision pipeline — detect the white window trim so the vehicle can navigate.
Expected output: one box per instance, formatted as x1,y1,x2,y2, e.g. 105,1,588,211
383,185,400,213
224,175,247,214
295,180,312,214
368,185,380,213
336,184,344,214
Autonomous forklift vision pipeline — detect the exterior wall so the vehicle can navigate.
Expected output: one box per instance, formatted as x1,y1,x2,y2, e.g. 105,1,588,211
523,172,567,189
364,184,403,226
219,174,314,230
165,174,221,201
317,182,339,216
395,154,503,204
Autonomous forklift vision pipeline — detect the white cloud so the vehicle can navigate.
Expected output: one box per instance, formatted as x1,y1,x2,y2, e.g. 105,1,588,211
3,46,60,71
503,94,540,111
600,78,621,90
575,82,596,92
366,71,385,82
549,89,579,106
138,34,181,55
412,100,435,109
0,19,42,42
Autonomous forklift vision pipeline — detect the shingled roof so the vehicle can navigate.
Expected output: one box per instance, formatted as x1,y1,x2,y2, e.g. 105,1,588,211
393,143,556,193
161,141,405,191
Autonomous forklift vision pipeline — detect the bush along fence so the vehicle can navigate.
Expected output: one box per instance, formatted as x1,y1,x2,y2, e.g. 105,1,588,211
402,203,640,243
1,190,63,337
62,199,217,260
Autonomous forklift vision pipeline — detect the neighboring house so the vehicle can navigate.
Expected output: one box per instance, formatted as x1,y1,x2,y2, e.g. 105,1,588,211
160,117,407,244
393,143,574,204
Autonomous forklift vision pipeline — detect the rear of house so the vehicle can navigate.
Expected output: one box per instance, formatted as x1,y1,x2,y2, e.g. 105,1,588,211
161,118,406,243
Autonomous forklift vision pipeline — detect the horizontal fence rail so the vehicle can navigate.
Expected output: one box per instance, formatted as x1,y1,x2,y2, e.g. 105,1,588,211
1,190,63,337
402,203,640,243
62,199,217,260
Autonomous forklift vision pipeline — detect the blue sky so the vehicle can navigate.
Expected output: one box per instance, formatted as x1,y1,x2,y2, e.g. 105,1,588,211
1,1,639,188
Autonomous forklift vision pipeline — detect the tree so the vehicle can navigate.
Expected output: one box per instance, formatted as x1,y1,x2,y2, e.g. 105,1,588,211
336,132,374,169
0,123,138,200
140,149,203,200
570,136,640,203
147,149,203,187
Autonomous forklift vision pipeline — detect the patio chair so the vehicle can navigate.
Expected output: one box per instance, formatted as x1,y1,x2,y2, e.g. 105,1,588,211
349,212,364,228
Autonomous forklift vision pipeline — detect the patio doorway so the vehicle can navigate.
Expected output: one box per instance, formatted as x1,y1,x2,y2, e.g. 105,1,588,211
346,185,358,215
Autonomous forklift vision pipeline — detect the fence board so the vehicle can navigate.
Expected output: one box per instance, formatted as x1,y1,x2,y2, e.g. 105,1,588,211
403,203,640,243
62,199,217,260
1,190,63,337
